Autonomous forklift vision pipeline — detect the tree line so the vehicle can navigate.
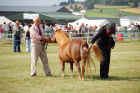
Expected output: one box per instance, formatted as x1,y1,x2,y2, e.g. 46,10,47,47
85,0,140,9
60,0,140,9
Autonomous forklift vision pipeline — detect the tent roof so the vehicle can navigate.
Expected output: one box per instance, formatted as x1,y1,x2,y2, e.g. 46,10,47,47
121,16,140,19
72,18,88,24
0,6,70,13
85,19,109,27
37,12,81,20
69,18,109,30
6,12,80,24
7,13,55,21
0,16,15,25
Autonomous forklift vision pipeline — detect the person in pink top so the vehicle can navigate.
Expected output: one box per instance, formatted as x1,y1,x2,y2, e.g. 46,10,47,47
30,17,52,77
0,25,4,38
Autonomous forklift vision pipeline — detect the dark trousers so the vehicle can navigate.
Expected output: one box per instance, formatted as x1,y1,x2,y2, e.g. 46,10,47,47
100,49,111,78
8,31,12,38
14,38,21,52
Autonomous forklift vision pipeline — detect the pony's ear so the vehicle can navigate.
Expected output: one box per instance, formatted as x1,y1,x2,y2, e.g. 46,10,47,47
55,28,61,32
53,27,58,32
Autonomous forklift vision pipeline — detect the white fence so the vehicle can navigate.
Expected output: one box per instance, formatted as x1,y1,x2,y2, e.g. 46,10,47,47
0,31,140,42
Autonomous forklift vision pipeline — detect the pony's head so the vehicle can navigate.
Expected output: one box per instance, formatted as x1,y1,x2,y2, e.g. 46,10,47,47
52,29,70,46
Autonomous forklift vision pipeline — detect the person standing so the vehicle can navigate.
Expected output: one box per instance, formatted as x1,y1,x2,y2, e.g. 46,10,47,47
25,24,31,52
2,22,8,32
8,22,13,38
30,17,52,77
23,22,29,32
88,23,116,79
0,25,4,38
12,20,24,52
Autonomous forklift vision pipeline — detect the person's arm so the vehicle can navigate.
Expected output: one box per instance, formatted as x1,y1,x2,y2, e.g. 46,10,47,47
19,26,24,33
24,30,28,40
12,26,16,38
41,37,56,43
8,26,10,31
88,29,103,50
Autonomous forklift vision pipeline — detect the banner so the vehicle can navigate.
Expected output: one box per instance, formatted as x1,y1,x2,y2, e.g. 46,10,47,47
23,13,39,19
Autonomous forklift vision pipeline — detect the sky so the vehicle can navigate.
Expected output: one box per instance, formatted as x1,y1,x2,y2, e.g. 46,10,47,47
0,0,85,6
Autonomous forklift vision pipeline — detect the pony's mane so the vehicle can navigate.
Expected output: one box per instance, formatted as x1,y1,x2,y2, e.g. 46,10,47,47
55,29,70,46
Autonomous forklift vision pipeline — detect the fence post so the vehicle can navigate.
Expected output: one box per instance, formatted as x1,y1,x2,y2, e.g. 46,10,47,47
69,32,72,40
86,30,89,43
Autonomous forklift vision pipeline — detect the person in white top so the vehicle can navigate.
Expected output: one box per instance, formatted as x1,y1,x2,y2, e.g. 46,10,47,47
2,22,8,31
75,23,80,33
23,22,29,32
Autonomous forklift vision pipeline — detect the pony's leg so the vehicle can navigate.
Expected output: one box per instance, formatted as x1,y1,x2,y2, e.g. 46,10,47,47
70,62,74,78
81,58,86,80
60,60,65,78
74,60,82,80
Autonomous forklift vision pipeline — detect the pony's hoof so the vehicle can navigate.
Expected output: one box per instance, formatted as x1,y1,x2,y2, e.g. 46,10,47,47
62,73,64,78
78,77,82,81
82,78,85,80
71,76,74,78
78,78,82,81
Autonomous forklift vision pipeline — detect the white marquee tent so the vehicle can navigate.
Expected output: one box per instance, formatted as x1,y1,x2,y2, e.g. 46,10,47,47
120,16,140,27
68,18,109,30
68,18,88,26
0,16,15,25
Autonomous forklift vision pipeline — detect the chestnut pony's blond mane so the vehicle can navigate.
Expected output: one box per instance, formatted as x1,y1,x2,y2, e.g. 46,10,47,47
55,29,70,46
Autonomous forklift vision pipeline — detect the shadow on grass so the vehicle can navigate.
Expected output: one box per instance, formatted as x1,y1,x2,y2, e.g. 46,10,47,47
36,74,140,81
37,74,77,78
88,75,140,81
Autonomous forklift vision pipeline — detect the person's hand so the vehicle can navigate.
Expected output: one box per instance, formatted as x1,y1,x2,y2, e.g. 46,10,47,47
112,46,115,49
40,37,46,42
41,37,46,41
41,37,51,43
88,44,93,52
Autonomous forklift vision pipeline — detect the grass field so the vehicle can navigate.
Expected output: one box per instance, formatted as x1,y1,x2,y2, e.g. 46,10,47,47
85,8,139,18
66,4,139,18
94,5,129,9
0,40,140,93
119,8,140,14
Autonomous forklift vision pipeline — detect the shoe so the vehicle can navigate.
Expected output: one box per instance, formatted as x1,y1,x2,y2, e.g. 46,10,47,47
46,74,52,77
100,76,108,79
31,73,36,77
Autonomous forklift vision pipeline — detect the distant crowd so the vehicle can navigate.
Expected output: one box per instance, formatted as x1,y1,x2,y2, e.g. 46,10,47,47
0,21,98,38
116,23,140,31
0,21,140,39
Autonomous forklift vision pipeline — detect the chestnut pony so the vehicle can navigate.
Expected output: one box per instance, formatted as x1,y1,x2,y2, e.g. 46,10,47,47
51,29,102,80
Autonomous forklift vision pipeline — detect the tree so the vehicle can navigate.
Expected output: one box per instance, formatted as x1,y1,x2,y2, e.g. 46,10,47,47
74,4,80,11
133,0,139,8
128,0,139,8
60,2,68,6
68,0,75,4
85,0,95,9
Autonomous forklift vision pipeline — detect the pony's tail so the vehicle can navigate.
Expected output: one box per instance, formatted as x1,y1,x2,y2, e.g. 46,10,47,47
84,44,102,76
91,44,102,62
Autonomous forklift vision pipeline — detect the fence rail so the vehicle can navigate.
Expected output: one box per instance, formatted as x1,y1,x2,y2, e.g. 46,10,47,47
0,30,140,42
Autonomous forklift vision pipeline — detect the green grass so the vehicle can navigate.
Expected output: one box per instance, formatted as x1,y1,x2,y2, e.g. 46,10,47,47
66,4,139,18
85,8,139,18
94,5,129,9
0,40,140,93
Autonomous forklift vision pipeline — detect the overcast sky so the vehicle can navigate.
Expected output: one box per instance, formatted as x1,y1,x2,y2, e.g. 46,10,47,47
0,0,85,6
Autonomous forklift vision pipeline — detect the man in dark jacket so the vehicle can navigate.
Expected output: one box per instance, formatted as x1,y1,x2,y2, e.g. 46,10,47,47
89,23,116,79
13,20,24,52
